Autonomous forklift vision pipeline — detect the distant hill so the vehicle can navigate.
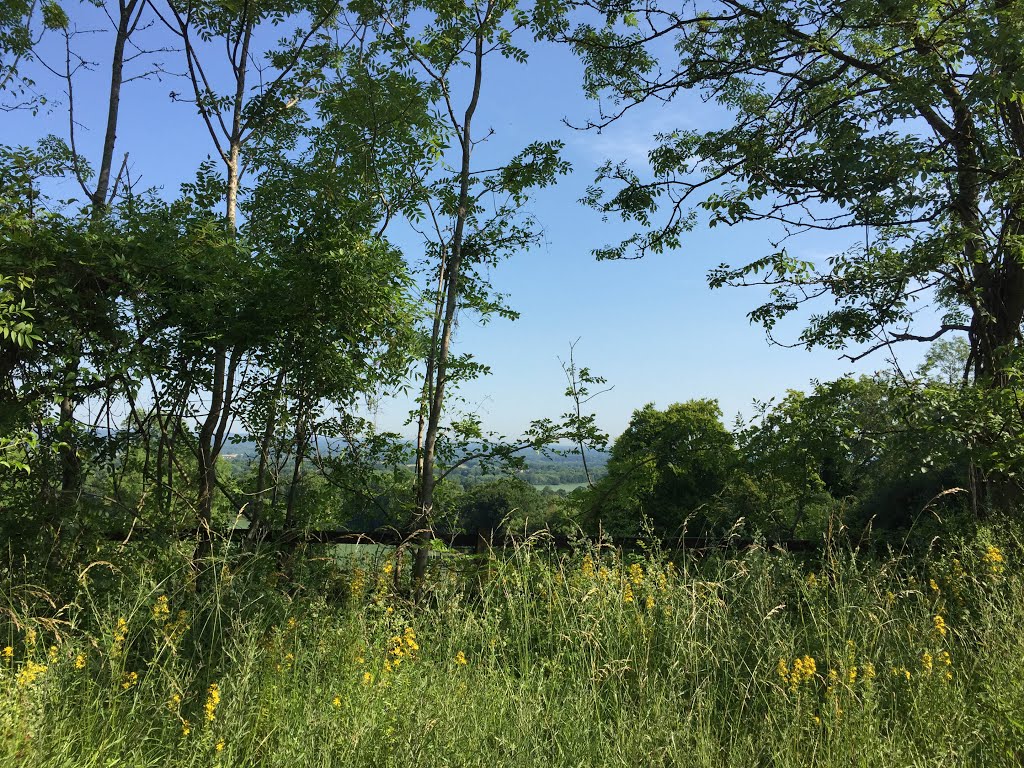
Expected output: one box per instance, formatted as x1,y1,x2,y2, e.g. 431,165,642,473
219,439,606,488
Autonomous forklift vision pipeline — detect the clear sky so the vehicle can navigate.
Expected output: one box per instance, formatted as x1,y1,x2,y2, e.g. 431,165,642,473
6,5,937,439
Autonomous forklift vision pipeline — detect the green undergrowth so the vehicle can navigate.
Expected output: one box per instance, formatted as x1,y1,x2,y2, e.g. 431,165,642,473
1,532,1022,767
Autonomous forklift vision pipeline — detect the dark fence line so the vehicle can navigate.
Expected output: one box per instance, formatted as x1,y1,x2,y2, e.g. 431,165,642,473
103,527,819,553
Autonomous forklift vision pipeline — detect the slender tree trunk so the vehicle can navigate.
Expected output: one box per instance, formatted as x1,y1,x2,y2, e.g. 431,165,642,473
195,343,227,564
252,368,286,534
93,0,142,212
56,0,143,509
412,16,489,594
284,396,307,533
57,365,80,510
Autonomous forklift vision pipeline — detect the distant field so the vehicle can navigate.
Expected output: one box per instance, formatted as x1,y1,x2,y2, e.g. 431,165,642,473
537,482,586,492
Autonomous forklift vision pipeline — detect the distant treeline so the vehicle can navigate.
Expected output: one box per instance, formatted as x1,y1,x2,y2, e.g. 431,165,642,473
443,448,608,489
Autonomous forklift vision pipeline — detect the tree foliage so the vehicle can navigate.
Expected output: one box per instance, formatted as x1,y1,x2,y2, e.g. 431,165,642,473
568,0,1024,512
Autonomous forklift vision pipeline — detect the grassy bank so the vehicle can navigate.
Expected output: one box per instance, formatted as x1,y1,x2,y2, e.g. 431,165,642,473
1,534,1021,767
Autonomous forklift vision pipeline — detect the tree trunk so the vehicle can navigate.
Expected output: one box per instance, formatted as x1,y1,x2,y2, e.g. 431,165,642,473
56,0,143,515
411,17,489,596
195,343,227,566
251,368,286,535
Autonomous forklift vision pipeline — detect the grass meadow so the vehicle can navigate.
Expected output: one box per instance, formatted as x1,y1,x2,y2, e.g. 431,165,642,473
1,532,1022,767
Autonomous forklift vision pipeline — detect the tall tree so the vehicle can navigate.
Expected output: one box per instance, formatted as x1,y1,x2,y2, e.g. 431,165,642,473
568,0,1024,511
160,0,342,558
585,400,736,538
359,0,570,588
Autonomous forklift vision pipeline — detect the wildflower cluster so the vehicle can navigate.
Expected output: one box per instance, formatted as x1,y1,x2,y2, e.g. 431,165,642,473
15,660,47,688
982,545,1005,576
150,596,189,649
112,617,128,656
384,627,419,672
152,595,170,622
919,649,953,681
581,554,595,579
205,683,221,722
350,568,367,599
778,655,817,692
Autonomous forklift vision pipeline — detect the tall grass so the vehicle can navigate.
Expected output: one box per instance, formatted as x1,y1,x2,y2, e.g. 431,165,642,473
1,532,1022,766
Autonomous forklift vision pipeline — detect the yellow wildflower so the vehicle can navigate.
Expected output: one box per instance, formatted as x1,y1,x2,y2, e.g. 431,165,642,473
862,662,876,681
777,658,789,682
847,666,858,685
921,651,933,673
168,694,181,711
332,696,342,708
47,645,59,663
25,628,36,648
286,617,298,630
382,561,394,576
933,614,947,637
2,646,13,660
153,595,170,621
581,555,595,579
455,651,467,666
983,545,1005,575
164,610,190,647
779,655,817,691
645,594,655,610
215,740,225,752
826,668,840,695
112,617,128,655
623,583,634,603
121,671,139,690
16,660,47,687
74,653,86,669
350,568,366,597
629,563,644,586
404,627,419,653
806,572,818,588
362,671,373,686
929,579,939,593
181,719,191,737
205,683,220,722
892,666,911,681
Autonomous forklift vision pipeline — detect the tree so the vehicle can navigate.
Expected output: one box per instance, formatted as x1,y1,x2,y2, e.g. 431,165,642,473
357,0,571,589
458,475,545,534
568,0,1024,511
739,375,959,536
585,400,736,538
0,0,67,111
0,1,432,573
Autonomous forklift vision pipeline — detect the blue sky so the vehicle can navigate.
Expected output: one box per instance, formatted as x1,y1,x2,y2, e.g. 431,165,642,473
6,6,937,439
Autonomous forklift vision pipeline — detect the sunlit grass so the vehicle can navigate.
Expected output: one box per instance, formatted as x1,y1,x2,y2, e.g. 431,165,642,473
1,532,1022,766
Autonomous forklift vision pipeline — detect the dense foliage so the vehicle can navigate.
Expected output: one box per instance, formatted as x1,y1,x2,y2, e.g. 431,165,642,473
2,2,1024,762
2,535,1022,766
